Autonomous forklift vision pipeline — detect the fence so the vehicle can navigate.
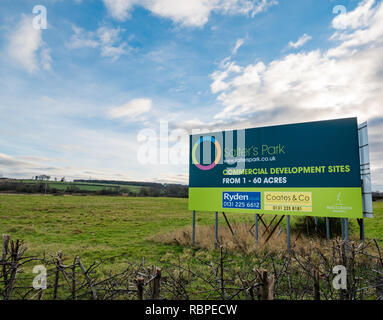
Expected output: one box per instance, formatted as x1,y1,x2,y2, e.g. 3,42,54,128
1,234,383,300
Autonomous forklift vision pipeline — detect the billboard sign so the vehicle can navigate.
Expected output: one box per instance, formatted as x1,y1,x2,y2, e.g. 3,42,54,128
188,118,363,218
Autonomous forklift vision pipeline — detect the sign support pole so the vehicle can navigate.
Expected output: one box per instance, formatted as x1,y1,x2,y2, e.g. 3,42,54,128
357,218,365,243
255,214,259,247
314,217,318,234
344,218,349,251
287,215,291,252
215,212,219,248
192,210,196,245
341,218,345,240
326,217,330,241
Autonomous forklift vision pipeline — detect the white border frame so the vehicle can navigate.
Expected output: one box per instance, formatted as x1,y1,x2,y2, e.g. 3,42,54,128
358,121,373,218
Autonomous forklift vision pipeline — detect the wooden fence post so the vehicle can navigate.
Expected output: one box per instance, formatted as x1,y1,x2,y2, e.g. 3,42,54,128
313,268,320,300
135,277,145,300
72,257,76,300
2,235,10,291
268,274,275,300
5,239,24,300
150,267,162,300
53,264,60,300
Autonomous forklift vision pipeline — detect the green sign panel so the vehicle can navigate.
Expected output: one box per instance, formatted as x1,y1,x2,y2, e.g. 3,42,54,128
188,118,363,218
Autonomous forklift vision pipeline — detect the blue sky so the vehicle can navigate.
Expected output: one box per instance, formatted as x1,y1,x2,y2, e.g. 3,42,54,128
0,0,382,190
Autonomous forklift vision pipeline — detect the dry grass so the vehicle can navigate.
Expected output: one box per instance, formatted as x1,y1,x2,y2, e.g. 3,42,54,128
151,221,361,255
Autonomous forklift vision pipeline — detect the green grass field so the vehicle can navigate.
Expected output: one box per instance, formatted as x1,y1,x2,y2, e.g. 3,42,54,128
0,195,382,270
0,195,246,266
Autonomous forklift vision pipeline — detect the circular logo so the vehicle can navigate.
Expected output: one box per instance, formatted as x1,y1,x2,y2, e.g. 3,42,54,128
192,136,222,171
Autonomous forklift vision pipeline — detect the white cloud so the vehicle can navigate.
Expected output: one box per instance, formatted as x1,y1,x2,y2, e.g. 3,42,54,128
102,0,278,27
328,0,383,58
332,0,376,30
67,25,130,61
210,0,383,121
141,0,216,27
97,26,130,60
0,153,31,168
0,151,131,182
7,15,51,72
151,173,188,184
232,38,245,54
102,0,135,20
67,26,99,49
288,33,312,49
249,0,278,16
108,98,152,120
40,47,52,71
208,0,383,188
210,60,243,94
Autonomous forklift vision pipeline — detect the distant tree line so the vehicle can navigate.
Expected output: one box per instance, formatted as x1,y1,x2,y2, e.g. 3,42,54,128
372,192,383,201
74,179,165,188
74,179,188,198
0,182,48,194
34,175,65,182
34,175,50,181
0,180,188,198
137,184,188,198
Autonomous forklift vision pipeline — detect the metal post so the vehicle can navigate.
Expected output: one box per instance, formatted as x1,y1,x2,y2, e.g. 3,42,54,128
326,217,330,241
341,218,345,240
255,214,259,246
344,218,349,249
287,215,291,252
314,217,318,234
215,212,218,248
361,219,365,243
192,211,196,245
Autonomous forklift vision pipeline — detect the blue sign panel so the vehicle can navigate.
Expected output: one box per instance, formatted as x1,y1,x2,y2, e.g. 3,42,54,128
189,118,361,188
222,191,261,210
